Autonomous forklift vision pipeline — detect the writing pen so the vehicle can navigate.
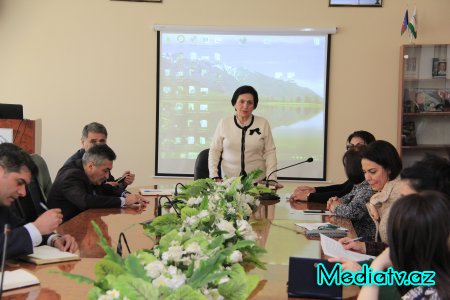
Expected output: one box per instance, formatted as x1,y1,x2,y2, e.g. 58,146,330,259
343,237,363,244
40,201,49,211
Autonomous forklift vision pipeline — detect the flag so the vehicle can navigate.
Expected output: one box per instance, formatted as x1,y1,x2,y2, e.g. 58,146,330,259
401,9,409,35
408,7,417,39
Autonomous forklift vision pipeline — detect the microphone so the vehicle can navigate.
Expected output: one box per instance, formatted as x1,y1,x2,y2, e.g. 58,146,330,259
174,182,186,197
158,196,181,218
0,224,10,297
259,157,313,201
264,157,314,187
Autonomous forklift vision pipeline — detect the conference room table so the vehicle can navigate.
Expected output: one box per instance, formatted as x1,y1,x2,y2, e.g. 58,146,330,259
3,193,360,299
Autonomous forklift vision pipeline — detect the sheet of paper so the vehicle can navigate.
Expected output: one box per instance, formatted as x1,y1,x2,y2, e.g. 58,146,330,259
295,223,348,231
139,188,173,196
320,234,375,262
1,269,40,291
29,245,78,260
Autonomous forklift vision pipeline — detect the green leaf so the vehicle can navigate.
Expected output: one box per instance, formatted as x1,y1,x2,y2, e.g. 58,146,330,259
135,249,157,265
87,286,104,300
164,285,207,300
144,214,182,236
94,259,126,279
158,229,185,252
125,254,149,280
188,249,231,289
107,274,159,300
180,206,199,220
218,264,260,300
91,221,123,266
54,270,95,284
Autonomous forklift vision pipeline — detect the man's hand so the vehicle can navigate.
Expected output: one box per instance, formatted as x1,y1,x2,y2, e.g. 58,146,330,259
124,193,148,207
33,209,63,235
121,171,135,185
53,234,78,253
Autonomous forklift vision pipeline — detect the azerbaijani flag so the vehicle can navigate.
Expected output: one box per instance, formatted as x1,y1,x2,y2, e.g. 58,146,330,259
401,9,409,35
408,7,417,39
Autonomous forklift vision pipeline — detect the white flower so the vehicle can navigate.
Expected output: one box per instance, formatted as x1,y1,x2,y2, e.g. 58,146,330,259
152,267,186,290
145,260,165,279
218,276,230,284
161,245,184,263
187,197,202,206
106,289,120,299
216,219,236,239
184,215,198,226
98,289,120,300
185,242,202,255
197,210,209,219
229,250,243,263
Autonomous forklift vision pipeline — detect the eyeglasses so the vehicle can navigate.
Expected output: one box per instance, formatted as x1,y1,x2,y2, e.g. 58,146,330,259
318,224,339,230
346,143,366,150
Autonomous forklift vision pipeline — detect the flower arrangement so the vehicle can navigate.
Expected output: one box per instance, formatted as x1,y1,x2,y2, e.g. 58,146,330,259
64,170,272,300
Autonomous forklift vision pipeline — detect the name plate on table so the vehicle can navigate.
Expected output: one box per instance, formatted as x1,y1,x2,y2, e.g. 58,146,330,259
139,189,173,196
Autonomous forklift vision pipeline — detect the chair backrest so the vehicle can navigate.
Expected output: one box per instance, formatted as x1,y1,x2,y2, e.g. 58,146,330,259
31,153,52,200
194,149,221,180
11,154,52,223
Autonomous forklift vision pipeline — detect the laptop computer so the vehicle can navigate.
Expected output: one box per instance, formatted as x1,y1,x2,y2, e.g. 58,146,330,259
288,257,342,299
0,103,23,119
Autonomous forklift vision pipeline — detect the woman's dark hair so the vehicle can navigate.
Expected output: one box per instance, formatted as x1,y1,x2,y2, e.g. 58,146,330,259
388,191,450,298
361,140,402,180
342,148,365,184
231,85,259,109
346,130,376,145
401,153,450,197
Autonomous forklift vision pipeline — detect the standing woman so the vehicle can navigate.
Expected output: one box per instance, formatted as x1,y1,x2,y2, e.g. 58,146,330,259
340,140,403,256
209,86,278,183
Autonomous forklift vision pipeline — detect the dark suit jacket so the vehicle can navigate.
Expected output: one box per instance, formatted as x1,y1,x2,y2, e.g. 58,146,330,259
308,180,354,203
65,149,126,195
47,160,122,222
0,206,47,260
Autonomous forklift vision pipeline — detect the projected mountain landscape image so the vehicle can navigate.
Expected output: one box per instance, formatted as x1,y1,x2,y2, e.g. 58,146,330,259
157,32,329,179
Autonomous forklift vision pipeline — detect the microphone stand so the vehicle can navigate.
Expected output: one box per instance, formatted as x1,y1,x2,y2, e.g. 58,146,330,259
259,157,314,201
159,196,181,218
0,224,10,297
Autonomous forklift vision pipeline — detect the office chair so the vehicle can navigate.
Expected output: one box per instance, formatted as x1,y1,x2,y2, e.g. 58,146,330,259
30,154,52,200
194,149,221,180
11,154,52,222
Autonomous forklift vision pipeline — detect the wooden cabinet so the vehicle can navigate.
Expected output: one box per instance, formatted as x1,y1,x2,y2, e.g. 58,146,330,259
0,119,35,154
398,44,450,167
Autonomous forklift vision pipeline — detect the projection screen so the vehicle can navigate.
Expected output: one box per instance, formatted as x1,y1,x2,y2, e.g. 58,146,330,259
155,26,334,180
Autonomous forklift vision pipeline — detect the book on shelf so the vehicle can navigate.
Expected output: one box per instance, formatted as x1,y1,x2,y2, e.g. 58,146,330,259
402,121,417,146
19,245,80,265
1,269,40,291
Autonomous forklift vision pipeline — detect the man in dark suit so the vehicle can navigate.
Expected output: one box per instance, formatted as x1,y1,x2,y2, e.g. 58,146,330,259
65,122,135,194
0,143,78,260
48,144,146,222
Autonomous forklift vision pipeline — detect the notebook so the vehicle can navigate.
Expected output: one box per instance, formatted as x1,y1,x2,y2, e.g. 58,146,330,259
1,269,40,291
288,257,342,299
20,245,80,265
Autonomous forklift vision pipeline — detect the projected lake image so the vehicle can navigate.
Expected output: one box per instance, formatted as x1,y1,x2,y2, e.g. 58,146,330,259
157,32,329,179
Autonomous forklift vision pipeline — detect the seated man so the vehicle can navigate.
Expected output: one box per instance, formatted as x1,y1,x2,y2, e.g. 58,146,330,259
65,122,135,194
0,143,77,259
48,144,147,222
